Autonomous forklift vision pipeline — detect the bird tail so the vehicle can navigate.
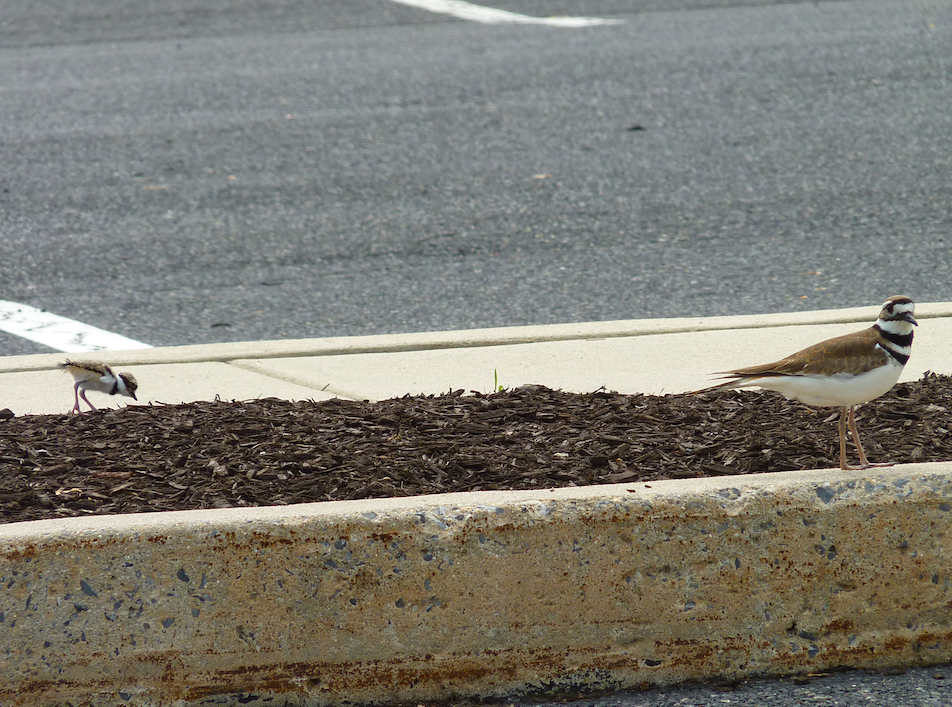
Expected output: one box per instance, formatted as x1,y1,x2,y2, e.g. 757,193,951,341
688,375,746,396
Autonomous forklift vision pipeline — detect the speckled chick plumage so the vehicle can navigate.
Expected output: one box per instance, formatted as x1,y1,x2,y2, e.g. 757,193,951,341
59,359,138,414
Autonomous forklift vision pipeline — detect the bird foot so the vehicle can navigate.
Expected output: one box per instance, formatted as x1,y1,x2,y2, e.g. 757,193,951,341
840,461,895,471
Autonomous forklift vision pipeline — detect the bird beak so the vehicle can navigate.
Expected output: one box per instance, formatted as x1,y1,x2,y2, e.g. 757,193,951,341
131,392,138,400
904,313,919,326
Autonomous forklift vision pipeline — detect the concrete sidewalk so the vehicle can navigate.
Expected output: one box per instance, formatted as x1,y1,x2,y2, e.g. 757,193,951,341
2,301,952,415
2,303,952,707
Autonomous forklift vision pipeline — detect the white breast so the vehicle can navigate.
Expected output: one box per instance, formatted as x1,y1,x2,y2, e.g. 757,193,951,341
78,373,118,395
743,359,904,408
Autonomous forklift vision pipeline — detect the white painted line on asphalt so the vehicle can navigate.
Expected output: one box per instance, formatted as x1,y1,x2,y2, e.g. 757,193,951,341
387,0,622,26
0,300,152,353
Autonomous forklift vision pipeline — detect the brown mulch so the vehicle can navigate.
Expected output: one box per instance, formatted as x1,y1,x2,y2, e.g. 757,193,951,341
1,373,950,525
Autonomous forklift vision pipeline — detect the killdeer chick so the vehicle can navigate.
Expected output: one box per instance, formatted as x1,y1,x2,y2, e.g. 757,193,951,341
696,295,917,470
59,360,138,414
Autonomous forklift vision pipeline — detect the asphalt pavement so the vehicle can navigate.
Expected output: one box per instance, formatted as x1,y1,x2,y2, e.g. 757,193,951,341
525,665,952,707
1,0,950,355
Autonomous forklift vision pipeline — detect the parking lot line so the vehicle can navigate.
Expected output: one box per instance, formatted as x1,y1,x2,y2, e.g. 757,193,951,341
0,300,152,353
387,0,622,26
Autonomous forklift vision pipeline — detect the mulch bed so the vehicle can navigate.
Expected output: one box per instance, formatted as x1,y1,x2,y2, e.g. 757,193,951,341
1,373,950,525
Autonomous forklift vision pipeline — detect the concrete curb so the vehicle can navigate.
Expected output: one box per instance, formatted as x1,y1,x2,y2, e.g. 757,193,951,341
3,302,952,373
3,463,952,706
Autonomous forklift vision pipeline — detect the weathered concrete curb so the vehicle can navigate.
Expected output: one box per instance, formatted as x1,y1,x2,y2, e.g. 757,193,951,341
3,463,952,706
3,301,951,373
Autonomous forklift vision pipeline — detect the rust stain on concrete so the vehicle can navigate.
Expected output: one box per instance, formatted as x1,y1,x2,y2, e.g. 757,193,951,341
2,464,952,706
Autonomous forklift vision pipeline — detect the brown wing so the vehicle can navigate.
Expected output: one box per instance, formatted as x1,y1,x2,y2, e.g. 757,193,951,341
724,326,889,378
59,360,113,380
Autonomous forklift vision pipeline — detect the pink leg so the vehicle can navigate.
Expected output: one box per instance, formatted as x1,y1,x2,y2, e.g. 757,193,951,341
837,407,849,470
847,406,870,467
839,405,869,470
848,405,894,469
71,384,83,414
79,389,99,413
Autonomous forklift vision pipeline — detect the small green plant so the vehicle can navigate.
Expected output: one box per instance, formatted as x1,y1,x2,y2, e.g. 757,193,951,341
493,369,504,393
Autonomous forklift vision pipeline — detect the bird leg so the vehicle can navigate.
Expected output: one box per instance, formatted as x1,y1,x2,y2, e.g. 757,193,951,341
838,405,871,470
838,406,850,470
847,405,870,467
79,388,99,413
847,405,894,469
71,384,83,414
838,405,892,470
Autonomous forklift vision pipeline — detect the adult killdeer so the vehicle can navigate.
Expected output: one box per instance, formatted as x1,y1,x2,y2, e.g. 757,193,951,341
696,295,917,470
59,360,138,414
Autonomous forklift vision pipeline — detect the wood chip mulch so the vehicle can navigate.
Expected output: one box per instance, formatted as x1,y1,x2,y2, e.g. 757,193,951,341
1,373,950,525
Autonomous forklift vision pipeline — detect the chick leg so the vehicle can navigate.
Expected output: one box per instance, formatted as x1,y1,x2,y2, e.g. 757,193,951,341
79,388,99,413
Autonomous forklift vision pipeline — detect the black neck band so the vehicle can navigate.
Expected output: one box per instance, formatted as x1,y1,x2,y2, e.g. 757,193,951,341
874,324,913,349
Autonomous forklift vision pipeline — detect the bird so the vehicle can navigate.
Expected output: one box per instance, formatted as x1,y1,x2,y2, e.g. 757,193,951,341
695,295,917,470
59,360,138,414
